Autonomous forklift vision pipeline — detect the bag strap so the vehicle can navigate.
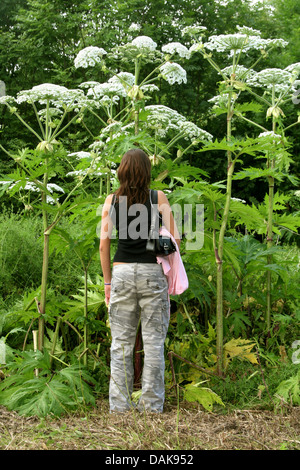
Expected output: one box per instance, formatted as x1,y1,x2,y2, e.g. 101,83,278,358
109,193,116,218
148,189,159,239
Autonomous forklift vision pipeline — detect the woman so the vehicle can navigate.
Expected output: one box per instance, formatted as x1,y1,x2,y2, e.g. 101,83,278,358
100,148,180,413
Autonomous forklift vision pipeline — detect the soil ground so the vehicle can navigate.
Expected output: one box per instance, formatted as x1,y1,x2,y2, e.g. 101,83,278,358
0,401,299,451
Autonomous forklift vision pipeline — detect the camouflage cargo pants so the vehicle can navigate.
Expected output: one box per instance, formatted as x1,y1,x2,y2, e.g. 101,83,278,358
109,263,170,412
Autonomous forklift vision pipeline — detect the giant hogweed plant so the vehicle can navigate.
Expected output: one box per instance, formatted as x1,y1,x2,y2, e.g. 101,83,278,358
0,35,212,371
0,84,104,353
182,25,300,374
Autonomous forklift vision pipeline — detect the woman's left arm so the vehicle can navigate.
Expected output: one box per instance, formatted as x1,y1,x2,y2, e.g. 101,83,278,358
100,194,114,305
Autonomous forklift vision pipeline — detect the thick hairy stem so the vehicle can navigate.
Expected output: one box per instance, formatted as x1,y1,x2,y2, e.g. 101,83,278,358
38,166,49,351
266,175,275,330
38,230,49,351
215,161,235,376
265,86,277,331
215,80,235,376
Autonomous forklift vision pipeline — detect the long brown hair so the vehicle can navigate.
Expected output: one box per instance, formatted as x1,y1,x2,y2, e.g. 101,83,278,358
115,148,151,206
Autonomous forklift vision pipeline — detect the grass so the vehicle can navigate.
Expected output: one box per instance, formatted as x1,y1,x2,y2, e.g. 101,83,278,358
0,399,299,450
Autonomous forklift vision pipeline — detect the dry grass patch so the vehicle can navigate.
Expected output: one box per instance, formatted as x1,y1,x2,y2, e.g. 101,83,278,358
0,401,299,451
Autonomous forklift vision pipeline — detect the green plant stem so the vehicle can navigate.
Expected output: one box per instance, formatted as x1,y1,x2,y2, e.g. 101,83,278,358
49,317,62,367
266,85,277,331
215,77,235,376
238,114,268,132
31,102,46,139
38,164,49,351
283,120,300,132
83,268,88,367
13,110,44,142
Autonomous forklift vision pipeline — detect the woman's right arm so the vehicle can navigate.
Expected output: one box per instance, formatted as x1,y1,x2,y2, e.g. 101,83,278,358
100,194,114,304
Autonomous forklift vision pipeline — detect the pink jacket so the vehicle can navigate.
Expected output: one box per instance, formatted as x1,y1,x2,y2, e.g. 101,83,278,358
156,227,189,296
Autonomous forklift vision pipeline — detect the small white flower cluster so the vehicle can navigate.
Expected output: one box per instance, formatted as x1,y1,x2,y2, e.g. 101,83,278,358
258,131,282,141
0,95,16,106
84,72,136,108
0,180,64,204
128,23,142,32
38,107,63,119
231,197,246,203
162,42,191,59
74,46,107,69
79,81,101,89
285,63,300,75
111,36,158,63
181,25,207,37
140,84,160,93
88,140,106,152
68,151,92,159
159,62,187,85
208,91,239,111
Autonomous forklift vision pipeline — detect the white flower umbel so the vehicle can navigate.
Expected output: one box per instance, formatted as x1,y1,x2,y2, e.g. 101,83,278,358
285,63,300,76
144,105,212,141
159,62,187,85
74,46,107,69
0,95,16,105
89,140,106,151
204,32,288,53
248,68,293,94
220,65,256,81
144,105,183,136
162,42,191,59
87,81,127,100
109,72,135,91
16,84,87,109
131,36,157,51
179,120,213,141
236,25,261,37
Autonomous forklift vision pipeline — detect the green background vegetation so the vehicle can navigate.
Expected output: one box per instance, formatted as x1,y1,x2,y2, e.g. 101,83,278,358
0,0,299,419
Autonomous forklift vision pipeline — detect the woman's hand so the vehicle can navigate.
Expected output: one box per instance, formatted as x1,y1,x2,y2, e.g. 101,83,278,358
105,284,111,306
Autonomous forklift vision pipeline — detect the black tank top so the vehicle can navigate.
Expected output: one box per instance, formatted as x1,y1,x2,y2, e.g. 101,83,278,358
111,193,159,263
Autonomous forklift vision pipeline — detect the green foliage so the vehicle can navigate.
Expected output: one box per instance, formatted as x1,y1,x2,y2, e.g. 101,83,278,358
0,208,43,298
0,349,96,417
274,369,300,406
183,381,225,412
